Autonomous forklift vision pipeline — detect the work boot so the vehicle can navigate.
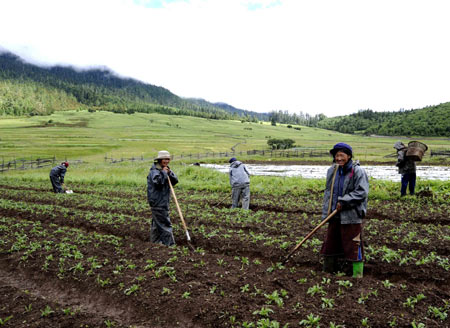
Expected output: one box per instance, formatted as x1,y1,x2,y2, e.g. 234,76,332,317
352,261,364,278
323,256,338,274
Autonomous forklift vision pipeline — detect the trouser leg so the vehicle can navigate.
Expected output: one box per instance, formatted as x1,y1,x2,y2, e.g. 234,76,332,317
241,185,250,210
150,208,175,246
231,187,241,208
50,176,63,193
323,256,339,273
400,174,409,196
409,173,416,195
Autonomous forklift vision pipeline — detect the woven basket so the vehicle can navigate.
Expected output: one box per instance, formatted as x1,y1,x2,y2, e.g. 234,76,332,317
406,141,428,161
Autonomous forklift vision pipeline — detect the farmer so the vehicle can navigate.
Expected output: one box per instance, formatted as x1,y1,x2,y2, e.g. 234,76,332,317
229,157,251,209
394,141,416,196
320,143,369,278
147,150,178,246
49,162,69,193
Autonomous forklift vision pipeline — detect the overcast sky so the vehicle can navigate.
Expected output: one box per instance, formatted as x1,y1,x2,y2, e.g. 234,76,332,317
1,0,449,117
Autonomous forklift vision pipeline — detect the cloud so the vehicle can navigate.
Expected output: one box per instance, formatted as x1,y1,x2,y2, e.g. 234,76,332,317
0,0,449,116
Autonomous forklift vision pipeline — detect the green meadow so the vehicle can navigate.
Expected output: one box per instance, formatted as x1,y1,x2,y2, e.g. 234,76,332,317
1,110,449,201
1,110,448,163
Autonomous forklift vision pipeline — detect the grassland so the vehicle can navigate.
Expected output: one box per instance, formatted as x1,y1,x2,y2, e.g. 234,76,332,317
1,110,448,163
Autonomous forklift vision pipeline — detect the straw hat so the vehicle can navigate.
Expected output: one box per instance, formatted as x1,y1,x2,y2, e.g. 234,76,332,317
155,150,171,160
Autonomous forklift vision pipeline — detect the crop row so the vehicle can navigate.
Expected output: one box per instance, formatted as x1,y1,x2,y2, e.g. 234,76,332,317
1,213,448,327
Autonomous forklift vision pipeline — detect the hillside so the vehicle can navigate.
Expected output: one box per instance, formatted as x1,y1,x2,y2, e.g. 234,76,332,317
315,104,450,137
0,50,264,120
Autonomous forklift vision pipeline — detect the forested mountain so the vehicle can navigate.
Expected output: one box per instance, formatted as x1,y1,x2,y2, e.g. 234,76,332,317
1,50,448,137
316,104,450,137
0,51,263,120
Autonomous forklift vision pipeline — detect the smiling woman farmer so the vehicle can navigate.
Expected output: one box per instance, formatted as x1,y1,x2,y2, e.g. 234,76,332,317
320,143,369,278
147,150,178,246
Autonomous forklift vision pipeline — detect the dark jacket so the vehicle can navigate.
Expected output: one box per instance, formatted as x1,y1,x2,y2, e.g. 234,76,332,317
396,149,416,174
147,163,178,209
229,161,250,187
321,161,369,224
50,164,67,183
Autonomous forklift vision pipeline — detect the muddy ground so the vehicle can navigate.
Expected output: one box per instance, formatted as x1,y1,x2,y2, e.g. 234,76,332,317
0,181,449,327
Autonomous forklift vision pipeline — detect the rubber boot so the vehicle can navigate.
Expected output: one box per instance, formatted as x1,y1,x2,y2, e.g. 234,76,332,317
352,261,363,278
323,256,338,274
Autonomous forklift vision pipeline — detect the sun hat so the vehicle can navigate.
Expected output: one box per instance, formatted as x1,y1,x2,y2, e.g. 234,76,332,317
329,143,352,157
155,150,171,160
229,157,237,163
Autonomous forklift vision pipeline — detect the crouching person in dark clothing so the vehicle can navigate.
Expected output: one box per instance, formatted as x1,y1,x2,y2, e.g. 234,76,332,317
147,150,178,246
320,143,369,278
50,162,69,193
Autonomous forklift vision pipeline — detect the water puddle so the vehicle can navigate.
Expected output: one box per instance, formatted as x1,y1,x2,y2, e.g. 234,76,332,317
202,164,450,181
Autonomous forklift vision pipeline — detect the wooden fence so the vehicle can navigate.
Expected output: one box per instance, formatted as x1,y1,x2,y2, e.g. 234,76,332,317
104,148,331,164
430,149,450,157
0,156,83,173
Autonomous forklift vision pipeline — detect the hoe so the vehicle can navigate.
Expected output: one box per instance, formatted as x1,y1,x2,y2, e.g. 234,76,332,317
168,178,195,251
283,209,338,264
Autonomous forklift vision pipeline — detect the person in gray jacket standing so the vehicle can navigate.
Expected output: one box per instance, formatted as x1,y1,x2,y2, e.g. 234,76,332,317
147,150,178,246
320,143,369,278
229,157,250,209
50,162,69,193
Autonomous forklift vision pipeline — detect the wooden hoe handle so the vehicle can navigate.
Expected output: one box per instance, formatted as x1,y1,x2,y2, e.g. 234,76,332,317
283,209,338,263
168,177,191,242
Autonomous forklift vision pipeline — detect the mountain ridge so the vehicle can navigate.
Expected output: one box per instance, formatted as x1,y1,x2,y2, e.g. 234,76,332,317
0,49,267,120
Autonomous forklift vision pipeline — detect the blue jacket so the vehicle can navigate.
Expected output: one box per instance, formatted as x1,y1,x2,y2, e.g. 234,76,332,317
321,161,369,224
50,164,67,183
147,163,178,209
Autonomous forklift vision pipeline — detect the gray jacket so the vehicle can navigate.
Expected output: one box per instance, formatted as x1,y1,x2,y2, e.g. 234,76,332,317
229,161,250,187
321,162,369,224
50,164,67,183
147,163,178,209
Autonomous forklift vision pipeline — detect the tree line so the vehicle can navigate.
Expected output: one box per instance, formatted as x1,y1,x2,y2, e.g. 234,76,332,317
316,105,450,137
0,52,263,121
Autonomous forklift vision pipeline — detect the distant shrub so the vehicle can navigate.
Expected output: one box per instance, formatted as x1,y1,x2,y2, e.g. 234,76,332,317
267,138,295,150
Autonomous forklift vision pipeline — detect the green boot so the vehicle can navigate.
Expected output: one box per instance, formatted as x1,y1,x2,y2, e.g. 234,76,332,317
352,261,363,278
323,257,338,273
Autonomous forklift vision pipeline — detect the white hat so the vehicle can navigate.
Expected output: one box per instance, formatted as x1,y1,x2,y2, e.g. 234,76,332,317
155,150,171,160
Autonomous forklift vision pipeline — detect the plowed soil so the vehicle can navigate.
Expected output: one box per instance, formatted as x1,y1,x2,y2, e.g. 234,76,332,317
0,181,448,328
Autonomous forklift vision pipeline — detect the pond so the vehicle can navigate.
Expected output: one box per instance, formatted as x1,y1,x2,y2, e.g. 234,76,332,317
202,164,450,181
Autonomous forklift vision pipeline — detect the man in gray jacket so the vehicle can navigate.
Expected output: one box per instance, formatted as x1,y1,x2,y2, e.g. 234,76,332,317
229,157,250,209
320,143,369,278
147,150,178,246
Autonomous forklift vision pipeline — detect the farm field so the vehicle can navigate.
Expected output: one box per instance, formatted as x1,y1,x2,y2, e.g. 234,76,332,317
1,110,448,164
0,170,449,327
